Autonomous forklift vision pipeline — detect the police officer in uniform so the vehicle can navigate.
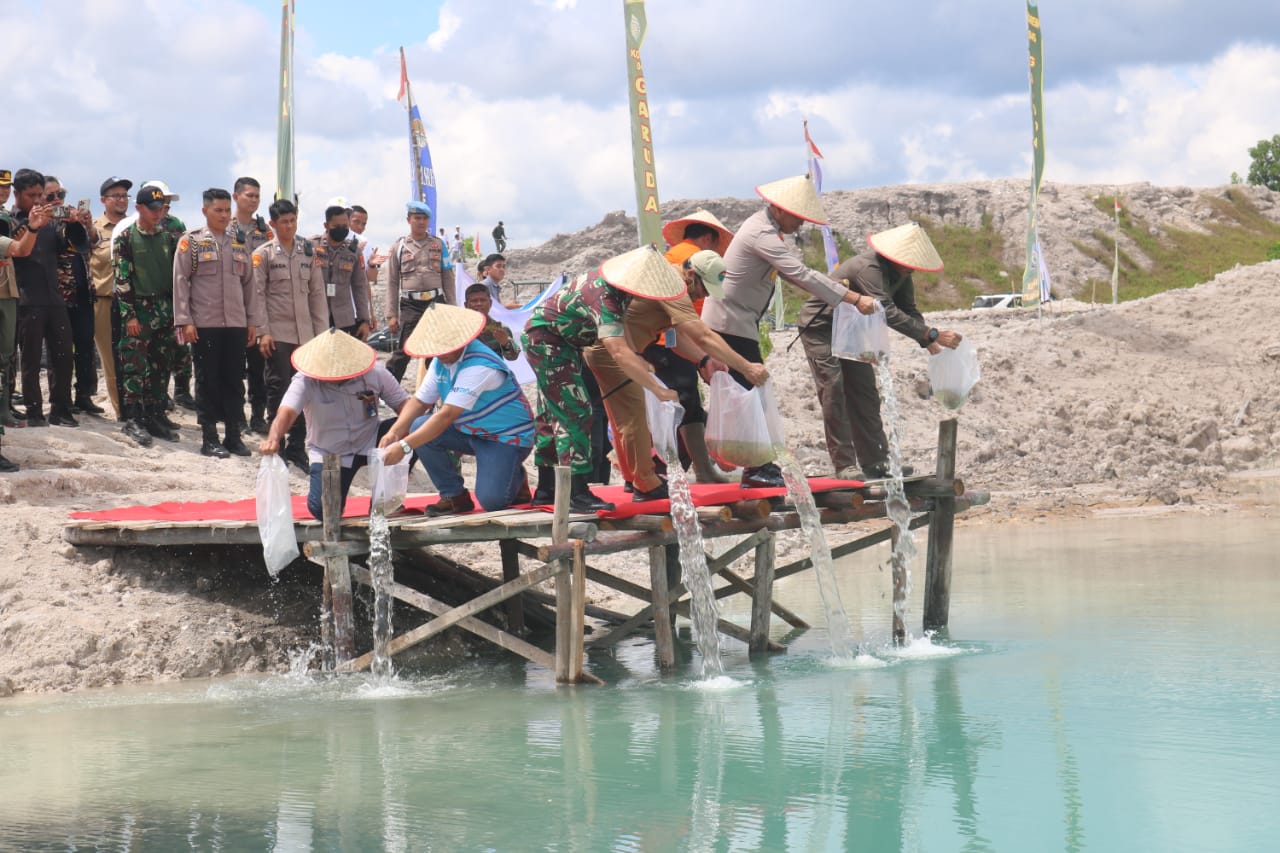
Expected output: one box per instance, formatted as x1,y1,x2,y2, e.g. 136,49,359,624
385,200,454,382
173,188,261,459
231,177,273,434
253,198,328,472
311,203,370,343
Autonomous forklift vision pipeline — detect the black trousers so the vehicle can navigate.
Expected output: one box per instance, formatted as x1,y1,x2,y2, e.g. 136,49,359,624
264,341,305,446
386,297,432,382
193,327,247,431
719,332,763,390
66,295,97,401
244,341,267,414
19,304,74,416
642,341,705,425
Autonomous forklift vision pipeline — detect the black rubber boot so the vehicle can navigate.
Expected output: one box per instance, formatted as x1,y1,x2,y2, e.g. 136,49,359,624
569,473,615,513
145,405,179,442
531,466,556,505
173,377,196,410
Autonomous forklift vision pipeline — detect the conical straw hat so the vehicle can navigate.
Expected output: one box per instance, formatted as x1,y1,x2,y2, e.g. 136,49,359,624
662,208,733,256
600,244,688,302
755,174,828,225
867,222,944,272
404,302,486,358
291,328,377,381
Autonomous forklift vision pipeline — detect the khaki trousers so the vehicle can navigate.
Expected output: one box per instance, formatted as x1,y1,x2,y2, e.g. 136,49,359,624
583,343,662,492
94,296,121,418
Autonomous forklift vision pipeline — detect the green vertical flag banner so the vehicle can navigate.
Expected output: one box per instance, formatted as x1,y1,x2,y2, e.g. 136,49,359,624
1021,1,1048,306
623,0,662,247
275,0,296,204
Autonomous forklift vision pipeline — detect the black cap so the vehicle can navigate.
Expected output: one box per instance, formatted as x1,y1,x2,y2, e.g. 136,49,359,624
100,176,132,196
137,186,167,210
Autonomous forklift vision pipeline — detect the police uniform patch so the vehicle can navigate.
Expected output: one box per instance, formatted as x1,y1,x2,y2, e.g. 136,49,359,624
253,254,263,268
178,237,189,252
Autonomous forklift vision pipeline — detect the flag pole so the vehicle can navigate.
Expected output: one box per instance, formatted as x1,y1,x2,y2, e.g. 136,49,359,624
275,0,296,204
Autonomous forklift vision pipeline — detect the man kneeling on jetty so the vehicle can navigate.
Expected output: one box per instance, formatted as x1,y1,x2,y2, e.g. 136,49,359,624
259,328,410,521
379,302,536,517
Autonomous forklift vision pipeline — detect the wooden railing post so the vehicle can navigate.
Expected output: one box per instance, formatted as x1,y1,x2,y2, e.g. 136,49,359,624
552,466,576,683
924,419,958,633
648,544,676,670
748,531,777,655
322,453,355,665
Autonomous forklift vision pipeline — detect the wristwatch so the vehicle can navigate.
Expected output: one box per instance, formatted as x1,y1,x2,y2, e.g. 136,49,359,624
697,354,711,370
925,327,940,345
398,439,413,455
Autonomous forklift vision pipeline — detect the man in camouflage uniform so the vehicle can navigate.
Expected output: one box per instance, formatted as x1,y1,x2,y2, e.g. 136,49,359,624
253,198,327,472
311,203,369,343
523,246,682,512
463,283,519,361
231,177,273,433
385,200,453,382
173,188,261,459
114,186,183,447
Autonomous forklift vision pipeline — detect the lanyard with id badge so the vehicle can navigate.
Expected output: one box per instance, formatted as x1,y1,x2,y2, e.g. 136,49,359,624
356,388,377,419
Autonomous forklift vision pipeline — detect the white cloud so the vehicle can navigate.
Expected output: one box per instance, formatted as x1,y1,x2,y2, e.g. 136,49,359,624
426,9,462,52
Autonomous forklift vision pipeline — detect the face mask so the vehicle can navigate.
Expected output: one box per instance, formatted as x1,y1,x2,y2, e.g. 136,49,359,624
328,225,350,242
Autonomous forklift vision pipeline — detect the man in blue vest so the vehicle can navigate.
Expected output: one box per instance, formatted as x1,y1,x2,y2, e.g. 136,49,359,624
379,301,534,516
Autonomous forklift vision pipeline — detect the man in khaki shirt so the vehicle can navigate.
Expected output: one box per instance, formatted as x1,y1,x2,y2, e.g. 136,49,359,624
90,176,132,420
310,203,369,342
173,188,260,459
385,200,454,381
253,199,327,471
231,177,273,434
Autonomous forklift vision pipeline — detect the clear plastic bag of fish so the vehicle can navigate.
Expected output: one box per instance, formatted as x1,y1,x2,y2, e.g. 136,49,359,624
832,300,890,363
928,338,981,409
644,381,685,461
255,454,298,577
368,445,410,515
705,372,783,468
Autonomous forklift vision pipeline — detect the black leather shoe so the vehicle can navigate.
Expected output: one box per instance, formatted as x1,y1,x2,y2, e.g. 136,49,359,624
155,410,180,432
0,454,17,473
174,391,196,410
741,463,784,489
48,410,79,428
201,437,230,459
530,466,556,505
864,463,915,479
569,473,614,513
223,435,252,457
249,414,269,434
75,397,105,415
632,481,669,502
25,412,47,428
146,414,179,442
283,443,311,472
123,419,154,447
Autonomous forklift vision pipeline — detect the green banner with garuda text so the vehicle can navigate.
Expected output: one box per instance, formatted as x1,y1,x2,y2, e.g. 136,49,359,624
1022,1,1049,306
623,0,662,247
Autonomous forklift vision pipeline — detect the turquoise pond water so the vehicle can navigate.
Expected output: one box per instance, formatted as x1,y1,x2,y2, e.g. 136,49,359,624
2,510,1278,852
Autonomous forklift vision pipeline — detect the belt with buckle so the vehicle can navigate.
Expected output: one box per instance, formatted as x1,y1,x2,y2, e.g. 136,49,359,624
401,290,436,303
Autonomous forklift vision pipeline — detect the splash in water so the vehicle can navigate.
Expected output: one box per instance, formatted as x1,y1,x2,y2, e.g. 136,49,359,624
776,447,857,661
368,509,396,679
874,359,918,645
665,462,726,679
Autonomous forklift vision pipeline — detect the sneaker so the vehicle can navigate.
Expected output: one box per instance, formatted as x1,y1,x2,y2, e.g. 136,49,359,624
201,437,230,459
122,419,154,447
632,481,669,502
0,454,17,473
223,435,252,457
426,490,475,517
48,410,79,428
174,391,196,410
75,397,105,415
741,463,784,489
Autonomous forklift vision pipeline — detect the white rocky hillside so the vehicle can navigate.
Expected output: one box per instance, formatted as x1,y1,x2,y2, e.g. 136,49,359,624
506,181,1280,300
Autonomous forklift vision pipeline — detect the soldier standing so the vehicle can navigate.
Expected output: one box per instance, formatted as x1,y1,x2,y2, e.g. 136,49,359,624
231,177,273,434
253,199,328,472
385,200,454,382
173,188,261,459
311,204,370,342
114,186,183,447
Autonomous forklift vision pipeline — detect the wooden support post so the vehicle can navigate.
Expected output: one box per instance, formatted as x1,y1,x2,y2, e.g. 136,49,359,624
648,544,676,669
322,453,354,665
553,465,573,683
924,419,958,634
568,540,587,682
499,539,525,636
749,531,777,655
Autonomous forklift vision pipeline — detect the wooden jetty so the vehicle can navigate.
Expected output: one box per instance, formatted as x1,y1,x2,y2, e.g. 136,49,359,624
63,420,987,683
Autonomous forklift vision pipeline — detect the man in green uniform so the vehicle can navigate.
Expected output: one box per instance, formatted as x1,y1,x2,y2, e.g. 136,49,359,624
524,245,682,512
114,186,183,446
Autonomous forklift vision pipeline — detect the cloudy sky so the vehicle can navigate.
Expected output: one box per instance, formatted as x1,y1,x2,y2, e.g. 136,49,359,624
3,0,1280,253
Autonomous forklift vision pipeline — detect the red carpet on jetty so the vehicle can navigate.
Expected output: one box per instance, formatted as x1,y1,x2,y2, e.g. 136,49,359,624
69,478,863,524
